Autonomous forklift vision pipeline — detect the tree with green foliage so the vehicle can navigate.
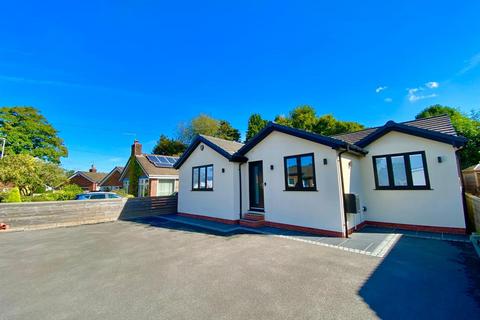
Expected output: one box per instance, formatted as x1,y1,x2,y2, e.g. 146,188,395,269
416,104,480,168
216,120,241,142
152,135,187,156
272,105,364,136
246,114,268,141
0,154,68,195
316,114,365,136
274,114,291,126
178,114,218,144
177,114,241,143
289,105,318,132
0,106,68,163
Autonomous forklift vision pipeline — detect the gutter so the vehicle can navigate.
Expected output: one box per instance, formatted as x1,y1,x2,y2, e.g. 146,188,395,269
338,147,349,238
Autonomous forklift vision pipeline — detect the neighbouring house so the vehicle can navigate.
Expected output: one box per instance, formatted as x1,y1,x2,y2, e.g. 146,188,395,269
67,165,107,192
462,163,480,195
174,115,468,237
119,141,179,197
98,166,124,191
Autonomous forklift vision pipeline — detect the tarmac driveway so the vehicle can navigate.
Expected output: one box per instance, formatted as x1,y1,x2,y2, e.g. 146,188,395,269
1,220,479,320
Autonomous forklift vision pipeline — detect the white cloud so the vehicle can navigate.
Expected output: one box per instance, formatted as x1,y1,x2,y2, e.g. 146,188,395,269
425,81,439,89
459,52,480,74
375,86,387,93
384,97,393,103
407,87,437,102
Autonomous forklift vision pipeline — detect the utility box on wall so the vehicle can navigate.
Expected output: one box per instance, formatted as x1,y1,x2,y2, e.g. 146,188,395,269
344,193,360,214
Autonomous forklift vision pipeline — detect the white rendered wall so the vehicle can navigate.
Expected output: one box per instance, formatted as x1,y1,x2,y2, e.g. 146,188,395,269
359,131,465,229
340,153,366,230
177,144,239,221
241,131,345,233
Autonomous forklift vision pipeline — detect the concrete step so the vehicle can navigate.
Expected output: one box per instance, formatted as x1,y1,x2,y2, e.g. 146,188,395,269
244,213,265,221
239,219,265,228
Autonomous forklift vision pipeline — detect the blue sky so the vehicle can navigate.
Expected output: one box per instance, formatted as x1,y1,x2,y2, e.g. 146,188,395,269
1,1,479,172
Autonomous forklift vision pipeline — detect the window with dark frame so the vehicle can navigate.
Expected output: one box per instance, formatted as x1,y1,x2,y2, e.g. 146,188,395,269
284,153,317,191
192,165,213,191
372,151,430,190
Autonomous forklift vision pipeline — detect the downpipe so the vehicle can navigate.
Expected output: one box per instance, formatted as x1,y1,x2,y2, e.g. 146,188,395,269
338,147,349,238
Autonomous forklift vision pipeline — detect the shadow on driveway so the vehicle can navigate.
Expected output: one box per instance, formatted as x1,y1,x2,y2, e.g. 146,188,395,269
358,236,480,318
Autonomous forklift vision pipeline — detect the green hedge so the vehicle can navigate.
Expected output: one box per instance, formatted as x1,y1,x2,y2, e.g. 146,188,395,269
20,184,84,202
1,187,22,203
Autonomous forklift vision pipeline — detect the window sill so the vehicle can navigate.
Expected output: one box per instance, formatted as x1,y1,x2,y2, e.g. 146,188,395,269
374,187,432,191
191,189,214,192
283,189,318,192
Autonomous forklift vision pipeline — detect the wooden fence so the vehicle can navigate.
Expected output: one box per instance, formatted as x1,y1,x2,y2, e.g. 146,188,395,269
0,195,177,232
119,195,178,220
465,193,480,232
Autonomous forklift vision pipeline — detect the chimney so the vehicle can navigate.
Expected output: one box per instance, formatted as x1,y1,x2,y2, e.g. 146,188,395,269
131,140,142,156
89,164,97,173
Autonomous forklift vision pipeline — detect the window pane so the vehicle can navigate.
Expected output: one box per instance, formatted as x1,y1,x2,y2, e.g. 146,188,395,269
391,156,408,186
300,155,315,188
410,154,426,186
206,166,213,188
199,167,206,188
286,157,298,187
90,194,105,199
193,168,199,189
375,157,389,186
158,180,174,196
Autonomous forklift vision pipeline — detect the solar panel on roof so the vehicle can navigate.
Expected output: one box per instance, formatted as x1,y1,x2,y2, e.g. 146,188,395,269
146,155,159,163
146,155,179,168
166,157,177,164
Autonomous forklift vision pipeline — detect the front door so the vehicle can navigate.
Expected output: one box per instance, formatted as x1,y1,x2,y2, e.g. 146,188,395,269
249,161,264,211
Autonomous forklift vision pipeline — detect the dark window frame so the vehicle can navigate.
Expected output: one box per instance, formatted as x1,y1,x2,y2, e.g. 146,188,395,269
372,151,431,190
283,153,317,191
192,164,214,191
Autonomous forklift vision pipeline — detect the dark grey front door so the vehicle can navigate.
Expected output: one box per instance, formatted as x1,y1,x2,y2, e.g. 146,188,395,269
248,161,264,211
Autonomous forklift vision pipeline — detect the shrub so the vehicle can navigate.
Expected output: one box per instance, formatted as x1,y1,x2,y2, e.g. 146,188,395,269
3,187,22,203
18,185,83,202
60,184,83,200
114,189,134,198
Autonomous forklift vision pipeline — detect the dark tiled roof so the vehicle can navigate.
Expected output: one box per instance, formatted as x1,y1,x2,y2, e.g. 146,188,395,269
333,115,457,144
199,135,244,155
81,171,107,183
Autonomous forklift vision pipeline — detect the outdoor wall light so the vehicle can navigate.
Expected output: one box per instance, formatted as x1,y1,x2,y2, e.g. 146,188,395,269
222,168,225,173
323,158,328,165
200,144,205,151
270,164,274,170
437,156,443,163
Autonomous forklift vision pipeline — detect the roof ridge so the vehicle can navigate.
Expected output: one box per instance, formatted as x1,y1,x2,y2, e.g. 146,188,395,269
199,134,245,145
